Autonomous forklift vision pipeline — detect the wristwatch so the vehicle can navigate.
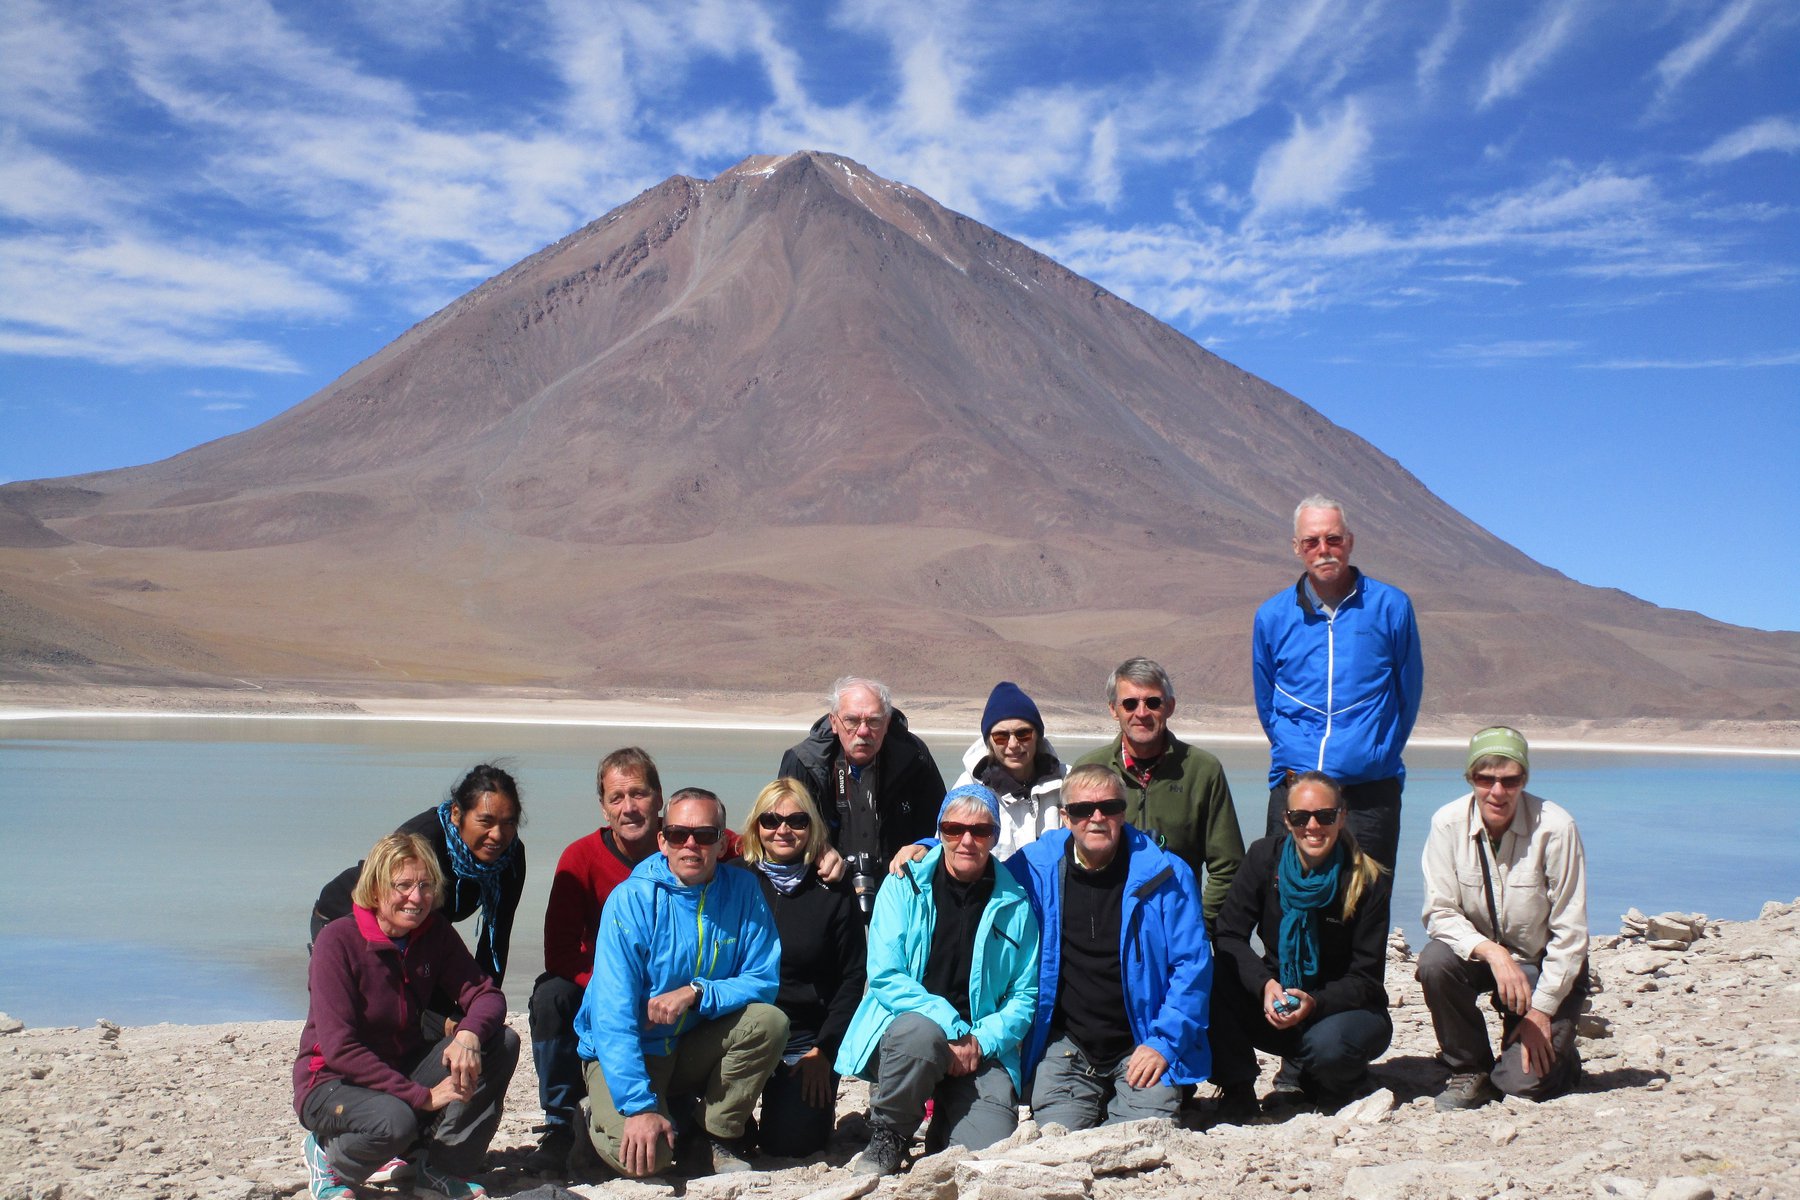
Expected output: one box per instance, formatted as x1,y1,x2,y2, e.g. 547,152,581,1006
689,979,706,1003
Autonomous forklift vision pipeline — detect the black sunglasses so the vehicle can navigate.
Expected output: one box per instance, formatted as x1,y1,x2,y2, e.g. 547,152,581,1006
662,824,723,846
756,811,812,831
1283,808,1341,829
938,821,999,841
1117,696,1165,713
1065,798,1127,821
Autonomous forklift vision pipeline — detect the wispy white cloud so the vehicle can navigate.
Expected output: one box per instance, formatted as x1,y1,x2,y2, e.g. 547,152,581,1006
1251,100,1373,217
1416,0,1465,93
1586,350,1800,369
0,233,343,371
1435,338,1580,362
0,0,101,134
1695,115,1800,164
1652,0,1762,108
202,401,248,411
1478,2,1581,109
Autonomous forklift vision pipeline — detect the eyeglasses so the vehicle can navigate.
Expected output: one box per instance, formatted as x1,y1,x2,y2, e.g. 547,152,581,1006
1297,534,1346,551
1471,772,1526,791
391,879,433,896
837,714,885,731
1116,696,1165,713
757,811,812,831
1283,808,1342,829
662,825,722,846
989,728,1036,744
1065,798,1127,821
939,821,999,842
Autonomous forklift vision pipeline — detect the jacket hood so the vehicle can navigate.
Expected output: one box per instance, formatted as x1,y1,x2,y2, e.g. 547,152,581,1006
1015,825,1180,897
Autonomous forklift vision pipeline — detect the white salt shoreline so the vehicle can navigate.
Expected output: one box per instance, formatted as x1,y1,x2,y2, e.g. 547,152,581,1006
3,701,1796,759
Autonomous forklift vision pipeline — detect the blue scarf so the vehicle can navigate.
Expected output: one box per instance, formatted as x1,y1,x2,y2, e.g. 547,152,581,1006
437,800,515,978
1276,837,1343,991
757,859,809,896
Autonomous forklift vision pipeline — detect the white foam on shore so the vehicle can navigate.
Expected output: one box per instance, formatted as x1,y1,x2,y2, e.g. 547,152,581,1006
2,706,1795,757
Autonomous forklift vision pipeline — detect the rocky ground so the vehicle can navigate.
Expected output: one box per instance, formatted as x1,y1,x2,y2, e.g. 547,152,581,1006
4,899,1796,1200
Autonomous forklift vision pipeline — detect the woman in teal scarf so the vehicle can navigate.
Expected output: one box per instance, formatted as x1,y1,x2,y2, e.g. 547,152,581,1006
1208,771,1392,1118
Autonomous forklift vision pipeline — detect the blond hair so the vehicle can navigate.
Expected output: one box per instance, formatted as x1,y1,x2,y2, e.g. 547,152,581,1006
350,832,445,912
739,778,826,867
1287,772,1387,919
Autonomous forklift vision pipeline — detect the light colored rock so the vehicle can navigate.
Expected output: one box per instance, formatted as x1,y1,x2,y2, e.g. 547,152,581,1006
993,1118,1171,1174
1343,1159,1499,1199
1614,951,1676,975
795,1177,880,1200
1491,1121,1519,1146
1646,1179,1714,1200
1593,1177,1648,1199
0,1013,24,1035
684,1171,776,1200
953,1159,1091,1199
890,1145,969,1200
1335,1089,1396,1125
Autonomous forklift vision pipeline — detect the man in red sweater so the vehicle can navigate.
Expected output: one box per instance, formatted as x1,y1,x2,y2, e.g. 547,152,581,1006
528,748,698,1174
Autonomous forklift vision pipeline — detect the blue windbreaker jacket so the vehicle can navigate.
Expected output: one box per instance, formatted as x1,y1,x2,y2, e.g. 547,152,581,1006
574,856,781,1115
834,845,1040,1092
1007,827,1214,1085
1252,568,1423,788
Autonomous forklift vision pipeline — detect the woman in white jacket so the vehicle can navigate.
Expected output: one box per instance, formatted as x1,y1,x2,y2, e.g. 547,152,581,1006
894,682,1068,871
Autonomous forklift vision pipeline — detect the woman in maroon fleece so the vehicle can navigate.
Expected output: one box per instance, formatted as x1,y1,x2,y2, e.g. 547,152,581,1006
294,833,519,1200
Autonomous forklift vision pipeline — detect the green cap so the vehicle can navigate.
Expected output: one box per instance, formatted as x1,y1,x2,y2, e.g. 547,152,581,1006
1466,726,1529,773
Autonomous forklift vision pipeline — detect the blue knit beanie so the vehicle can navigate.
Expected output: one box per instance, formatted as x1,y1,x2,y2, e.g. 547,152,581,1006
980,681,1043,737
940,783,1001,824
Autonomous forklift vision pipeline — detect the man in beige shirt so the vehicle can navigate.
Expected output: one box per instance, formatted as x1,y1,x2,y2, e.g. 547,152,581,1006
1417,726,1589,1110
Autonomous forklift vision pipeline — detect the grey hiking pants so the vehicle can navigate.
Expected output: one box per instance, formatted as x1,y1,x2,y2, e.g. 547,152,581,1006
1028,1033,1178,1130
300,1026,520,1182
867,1012,1017,1152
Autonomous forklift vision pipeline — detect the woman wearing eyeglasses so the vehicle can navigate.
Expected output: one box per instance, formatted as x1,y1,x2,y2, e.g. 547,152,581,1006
311,764,527,1040
738,778,868,1158
1207,771,1392,1120
952,682,1069,857
295,833,519,1200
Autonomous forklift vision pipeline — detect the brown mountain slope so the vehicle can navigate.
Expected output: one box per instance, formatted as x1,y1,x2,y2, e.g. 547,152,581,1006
1,151,1794,719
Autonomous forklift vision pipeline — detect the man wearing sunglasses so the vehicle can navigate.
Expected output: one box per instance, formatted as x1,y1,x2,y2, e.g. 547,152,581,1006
1007,764,1213,1130
1074,657,1245,923
528,753,748,1174
1252,495,1422,871
1418,727,1589,1111
836,784,1040,1176
574,789,787,1178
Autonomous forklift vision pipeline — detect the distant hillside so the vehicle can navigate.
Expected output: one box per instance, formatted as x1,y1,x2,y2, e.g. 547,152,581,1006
2,151,1795,719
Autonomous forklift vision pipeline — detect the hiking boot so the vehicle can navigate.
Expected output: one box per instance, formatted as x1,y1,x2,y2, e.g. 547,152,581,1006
853,1125,907,1176
706,1134,755,1174
524,1124,575,1175
414,1156,489,1199
1435,1072,1501,1112
1264,1060,1307,1107
1214,1082,1261,1125
301,1133,353,1200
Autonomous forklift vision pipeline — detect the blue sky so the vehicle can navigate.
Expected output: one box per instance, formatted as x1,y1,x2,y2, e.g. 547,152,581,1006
2,0,1796,631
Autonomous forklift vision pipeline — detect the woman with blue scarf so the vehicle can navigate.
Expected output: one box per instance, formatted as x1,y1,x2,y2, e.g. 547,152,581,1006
312,764,527,1038
1208,771,1391,1119
740,777,867,1158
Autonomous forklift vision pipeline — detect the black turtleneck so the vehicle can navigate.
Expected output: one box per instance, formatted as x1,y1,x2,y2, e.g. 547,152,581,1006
923,858,995,1025
1050,836,1132,1066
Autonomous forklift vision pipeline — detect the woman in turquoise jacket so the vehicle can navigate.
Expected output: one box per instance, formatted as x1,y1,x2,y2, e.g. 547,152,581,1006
835,785,1040,1175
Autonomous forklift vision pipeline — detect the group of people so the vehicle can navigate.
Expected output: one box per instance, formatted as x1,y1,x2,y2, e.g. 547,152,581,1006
291,496,1591,1198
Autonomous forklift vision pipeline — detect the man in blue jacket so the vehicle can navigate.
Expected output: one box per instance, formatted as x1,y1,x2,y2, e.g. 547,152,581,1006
575,789,787,1178
1252,495,1423,870
1008,764,1213,1129
835,784,1040,1176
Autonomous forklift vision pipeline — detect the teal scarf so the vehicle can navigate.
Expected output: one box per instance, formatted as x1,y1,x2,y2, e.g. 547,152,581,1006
1276,837,1343,991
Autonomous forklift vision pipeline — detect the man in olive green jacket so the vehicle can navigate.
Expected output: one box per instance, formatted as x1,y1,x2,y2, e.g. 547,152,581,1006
1074,657,1244,922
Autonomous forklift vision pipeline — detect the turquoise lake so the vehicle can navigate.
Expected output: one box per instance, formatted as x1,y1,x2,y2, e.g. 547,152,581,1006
1,715,1795,1027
